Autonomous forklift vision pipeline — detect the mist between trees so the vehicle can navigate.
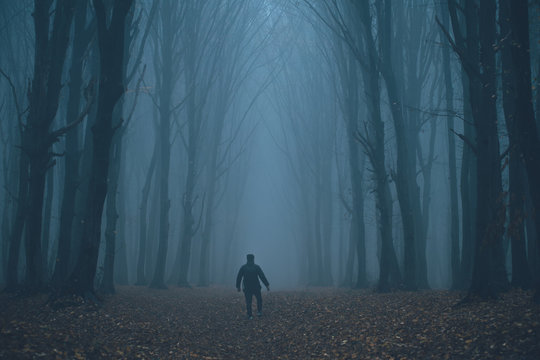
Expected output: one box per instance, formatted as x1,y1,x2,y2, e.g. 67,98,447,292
0,0,539,302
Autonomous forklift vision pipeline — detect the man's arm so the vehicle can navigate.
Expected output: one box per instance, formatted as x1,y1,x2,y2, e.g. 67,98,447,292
257,266,270,290
235,266,244,291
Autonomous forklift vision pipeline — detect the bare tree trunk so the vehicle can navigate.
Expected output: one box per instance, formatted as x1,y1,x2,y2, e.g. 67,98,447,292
22,0,77,290
135,140,157,285
377,0,416,290
352,0,401,291
449,0,508,298
499,0,532,290
66,0,133,297
459,72,476,289
438,2,460,290
198,120,222,287
5,154,29,290
41,169,54,278
99,125,123,294
505,0,540,301
51,0,90,286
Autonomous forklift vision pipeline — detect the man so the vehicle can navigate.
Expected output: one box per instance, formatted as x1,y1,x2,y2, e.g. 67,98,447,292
236,254,270,319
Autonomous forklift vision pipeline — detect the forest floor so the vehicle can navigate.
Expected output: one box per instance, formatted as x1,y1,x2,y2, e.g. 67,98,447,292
0,286,539,359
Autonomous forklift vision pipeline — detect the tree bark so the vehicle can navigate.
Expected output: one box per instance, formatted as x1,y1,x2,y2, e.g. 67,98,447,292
438,2,460,290
51,0,90,286
352,0,401,291
21,0,76,290
377,0,416,290
499,0,532,289
135,139,157,285
66,0,133,296
505,0,540,301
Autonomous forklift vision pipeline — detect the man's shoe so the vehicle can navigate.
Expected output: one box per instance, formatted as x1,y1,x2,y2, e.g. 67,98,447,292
248,315,253,320
257,312,262,317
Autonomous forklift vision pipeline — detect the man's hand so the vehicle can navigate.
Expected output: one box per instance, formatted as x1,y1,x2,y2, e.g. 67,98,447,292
237,287,241,292
266,286,270,292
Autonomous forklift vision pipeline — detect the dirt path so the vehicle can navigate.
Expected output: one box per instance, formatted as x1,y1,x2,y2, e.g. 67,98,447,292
1,286,539,359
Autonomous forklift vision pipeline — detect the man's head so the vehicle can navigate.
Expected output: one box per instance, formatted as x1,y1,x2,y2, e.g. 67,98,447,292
246,254,255,264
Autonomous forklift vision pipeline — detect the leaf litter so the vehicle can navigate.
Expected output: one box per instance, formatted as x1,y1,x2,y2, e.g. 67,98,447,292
0,287,539,359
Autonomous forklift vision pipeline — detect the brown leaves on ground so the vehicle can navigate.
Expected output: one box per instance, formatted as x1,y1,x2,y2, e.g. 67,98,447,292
0,287,539,359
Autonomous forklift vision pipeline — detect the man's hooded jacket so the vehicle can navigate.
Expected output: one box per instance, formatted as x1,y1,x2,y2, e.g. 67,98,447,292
236,254,269,291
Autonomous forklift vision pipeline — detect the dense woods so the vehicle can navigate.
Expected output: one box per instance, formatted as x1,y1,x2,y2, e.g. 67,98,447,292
1,0,540,305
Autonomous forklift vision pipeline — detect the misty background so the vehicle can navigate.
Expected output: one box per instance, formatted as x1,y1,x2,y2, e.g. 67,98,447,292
0,0,539,298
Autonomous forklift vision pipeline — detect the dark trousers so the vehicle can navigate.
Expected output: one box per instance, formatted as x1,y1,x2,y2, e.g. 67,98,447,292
244,288,262,316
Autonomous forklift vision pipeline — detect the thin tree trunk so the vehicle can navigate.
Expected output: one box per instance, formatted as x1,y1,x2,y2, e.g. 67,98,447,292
51,0,88,286
377,0,416,290
41,168,54,279
135,140,157,285
439,2,460,290
99,125,123,294
353,0,401,291
459,73,476,289
5,153,29,290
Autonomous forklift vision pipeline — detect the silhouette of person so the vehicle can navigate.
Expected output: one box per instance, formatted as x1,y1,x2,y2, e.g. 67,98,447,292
236,254,270,319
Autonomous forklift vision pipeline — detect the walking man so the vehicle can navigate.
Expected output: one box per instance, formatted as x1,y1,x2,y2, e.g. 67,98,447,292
236,254,270,319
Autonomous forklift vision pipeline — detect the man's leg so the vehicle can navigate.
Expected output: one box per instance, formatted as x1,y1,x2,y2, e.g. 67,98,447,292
244,290,253,317
255,289,263,315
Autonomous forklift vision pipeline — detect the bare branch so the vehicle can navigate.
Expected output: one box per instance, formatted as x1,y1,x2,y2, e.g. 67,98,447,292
49,78,96,141
450,128,477,154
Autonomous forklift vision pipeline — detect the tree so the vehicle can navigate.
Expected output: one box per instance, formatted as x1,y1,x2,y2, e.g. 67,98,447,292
6,0,77,290
99,0,157,294
66,0,134,297
0,0,34,287
52,0,93,286
502,0,540,301
444,0,508,298
148,0,184,289
437,1,460,290
174,0,224,287
334,38,367,288
499,0,532,290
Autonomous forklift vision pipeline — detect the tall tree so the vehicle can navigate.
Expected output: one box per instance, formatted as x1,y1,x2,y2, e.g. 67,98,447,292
503,0,540,301
6,0,77,290
175,0,222,287
445,0,508,298
66,0,133,297
438,1,460,290
100,0,157,293
334,38,367,288
52,0,93,286
499,0,532,290
149,0,184,289
0,1,33,288
376,0,417,290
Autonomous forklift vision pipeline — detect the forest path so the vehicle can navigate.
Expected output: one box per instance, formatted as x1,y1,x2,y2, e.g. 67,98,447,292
0,286,539,359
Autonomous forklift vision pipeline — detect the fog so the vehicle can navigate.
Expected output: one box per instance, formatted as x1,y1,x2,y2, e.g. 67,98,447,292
1,0,539,299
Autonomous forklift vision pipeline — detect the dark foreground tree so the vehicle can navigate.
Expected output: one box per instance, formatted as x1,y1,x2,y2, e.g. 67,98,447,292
66,0,133,297
502,0,540,301
499,0,532,290
51,0,93,286
6,0,76,291
444,0,508,299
